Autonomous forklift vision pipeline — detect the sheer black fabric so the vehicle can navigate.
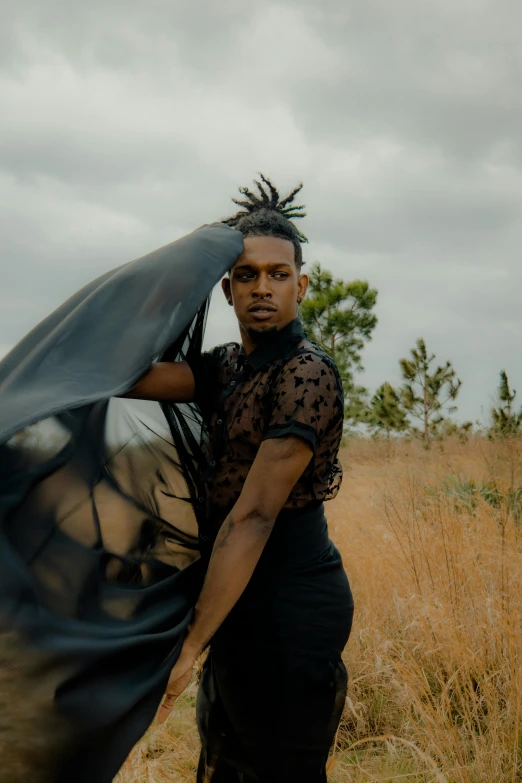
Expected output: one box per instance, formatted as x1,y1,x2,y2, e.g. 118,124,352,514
188,318,344,516
0,223,243,783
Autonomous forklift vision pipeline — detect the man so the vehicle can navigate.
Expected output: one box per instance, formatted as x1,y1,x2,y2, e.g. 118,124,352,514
126,176,354,782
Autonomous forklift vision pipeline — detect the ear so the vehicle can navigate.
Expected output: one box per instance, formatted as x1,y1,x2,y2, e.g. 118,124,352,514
221,276,233,306
297,272,309,303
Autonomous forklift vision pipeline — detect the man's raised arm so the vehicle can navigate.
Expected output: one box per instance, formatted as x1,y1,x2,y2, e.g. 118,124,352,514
122,361,196,402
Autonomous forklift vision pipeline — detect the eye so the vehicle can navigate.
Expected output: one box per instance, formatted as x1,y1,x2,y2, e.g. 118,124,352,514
235,272,255,281
272,272,289,279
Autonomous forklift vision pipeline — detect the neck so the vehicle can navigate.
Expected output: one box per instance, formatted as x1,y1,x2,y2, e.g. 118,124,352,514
239,317,298,355
239,324,274,355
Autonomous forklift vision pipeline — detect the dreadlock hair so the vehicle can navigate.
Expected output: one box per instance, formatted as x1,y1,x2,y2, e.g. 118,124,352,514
223,174,307,271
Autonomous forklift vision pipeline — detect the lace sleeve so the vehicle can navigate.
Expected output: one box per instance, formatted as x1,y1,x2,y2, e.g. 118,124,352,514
263,351,344,452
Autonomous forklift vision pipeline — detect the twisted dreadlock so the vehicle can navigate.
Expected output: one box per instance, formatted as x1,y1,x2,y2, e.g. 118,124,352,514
223,174,307,270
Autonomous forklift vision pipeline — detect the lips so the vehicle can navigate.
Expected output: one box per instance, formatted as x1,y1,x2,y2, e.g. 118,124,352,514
248,304,277,313
248,303,277,321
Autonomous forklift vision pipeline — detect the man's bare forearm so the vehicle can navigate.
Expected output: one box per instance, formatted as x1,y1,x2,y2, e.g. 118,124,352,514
182,510,275,658
121,360,195,401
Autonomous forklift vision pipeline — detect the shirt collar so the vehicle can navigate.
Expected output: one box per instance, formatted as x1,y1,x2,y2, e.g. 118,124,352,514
241,318,306,372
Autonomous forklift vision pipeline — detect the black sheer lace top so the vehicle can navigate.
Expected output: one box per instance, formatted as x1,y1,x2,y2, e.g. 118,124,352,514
189,318,344,517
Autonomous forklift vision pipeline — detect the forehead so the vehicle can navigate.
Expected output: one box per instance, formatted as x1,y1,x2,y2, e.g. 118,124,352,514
232,235,296,270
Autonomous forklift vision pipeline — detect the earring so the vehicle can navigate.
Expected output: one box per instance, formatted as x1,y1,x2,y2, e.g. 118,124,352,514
297,298,302,304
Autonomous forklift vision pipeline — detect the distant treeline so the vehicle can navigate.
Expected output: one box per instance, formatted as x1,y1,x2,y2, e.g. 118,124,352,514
301,263,521,444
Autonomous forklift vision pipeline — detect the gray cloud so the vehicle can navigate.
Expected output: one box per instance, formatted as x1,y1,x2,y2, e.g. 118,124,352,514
1,0,521,422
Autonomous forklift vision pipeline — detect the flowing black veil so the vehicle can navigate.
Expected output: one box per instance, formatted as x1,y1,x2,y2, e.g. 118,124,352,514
0,223,243,783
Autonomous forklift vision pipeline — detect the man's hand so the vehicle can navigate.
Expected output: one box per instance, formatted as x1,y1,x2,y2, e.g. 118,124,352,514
156,645,198,724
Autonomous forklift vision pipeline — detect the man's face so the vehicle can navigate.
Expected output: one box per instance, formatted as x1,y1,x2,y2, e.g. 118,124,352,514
222,236,308,347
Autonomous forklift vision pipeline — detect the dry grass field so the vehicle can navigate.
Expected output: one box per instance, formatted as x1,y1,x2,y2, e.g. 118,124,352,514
117,435,522,782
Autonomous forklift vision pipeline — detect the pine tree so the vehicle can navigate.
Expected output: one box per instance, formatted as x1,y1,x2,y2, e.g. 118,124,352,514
430,418,474,443
399,338,462,446
344,385,371,433
366,382,408,440
490,370,522,437
300,263,378,418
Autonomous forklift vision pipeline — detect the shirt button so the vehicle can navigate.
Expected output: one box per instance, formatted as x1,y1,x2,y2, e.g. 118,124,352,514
198,496,204,503
201,535,209,542
210,460,216,467
216,418,223,425
230,381,236,387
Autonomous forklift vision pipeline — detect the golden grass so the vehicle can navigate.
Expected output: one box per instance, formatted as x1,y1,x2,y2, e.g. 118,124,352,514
118,435,522,782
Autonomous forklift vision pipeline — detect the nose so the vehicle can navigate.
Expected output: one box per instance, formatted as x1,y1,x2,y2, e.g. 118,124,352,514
252,273,272,299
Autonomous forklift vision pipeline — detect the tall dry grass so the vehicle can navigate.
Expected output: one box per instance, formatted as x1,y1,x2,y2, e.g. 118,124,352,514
118,435,522,782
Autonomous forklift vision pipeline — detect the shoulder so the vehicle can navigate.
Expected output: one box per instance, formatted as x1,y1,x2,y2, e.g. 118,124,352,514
275,339,343,394
201,342,242,386
189,341,240,390
205,342,241,365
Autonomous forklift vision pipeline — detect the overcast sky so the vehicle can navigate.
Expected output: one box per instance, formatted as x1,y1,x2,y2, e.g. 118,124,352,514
2,0,521,423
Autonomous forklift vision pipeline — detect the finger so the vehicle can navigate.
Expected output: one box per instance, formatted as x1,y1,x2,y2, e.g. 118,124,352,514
156,693,177,725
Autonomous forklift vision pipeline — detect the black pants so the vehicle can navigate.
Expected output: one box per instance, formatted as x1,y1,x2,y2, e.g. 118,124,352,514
196,504,353,782
196,646,348,783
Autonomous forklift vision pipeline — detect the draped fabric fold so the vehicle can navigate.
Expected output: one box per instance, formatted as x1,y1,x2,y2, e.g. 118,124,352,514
0,223,243,783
